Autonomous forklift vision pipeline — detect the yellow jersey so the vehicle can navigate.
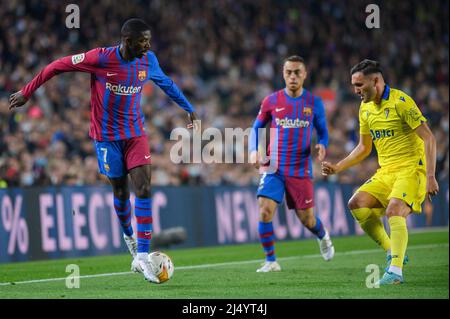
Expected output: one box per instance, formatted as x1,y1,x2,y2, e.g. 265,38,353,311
359,85,427,170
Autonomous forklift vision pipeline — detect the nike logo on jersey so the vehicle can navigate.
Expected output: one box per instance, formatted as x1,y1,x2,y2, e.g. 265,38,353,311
305,199,313,204
107,72,117,76
145,155,151,159
275,108,285,112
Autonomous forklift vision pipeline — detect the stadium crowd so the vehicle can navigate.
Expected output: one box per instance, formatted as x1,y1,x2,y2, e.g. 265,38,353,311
0,0,448,188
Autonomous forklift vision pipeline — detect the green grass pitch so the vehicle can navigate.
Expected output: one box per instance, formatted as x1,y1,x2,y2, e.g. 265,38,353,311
0,229,448,299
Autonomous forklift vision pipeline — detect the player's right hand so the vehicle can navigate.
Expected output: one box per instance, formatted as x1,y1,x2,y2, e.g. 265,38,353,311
321,161,338,176
250,151,260,169
9,91,28,110
426,175,439,202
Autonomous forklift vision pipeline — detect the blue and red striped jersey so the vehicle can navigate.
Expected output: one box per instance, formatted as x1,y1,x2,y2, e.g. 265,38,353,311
21,46,195,141
250,89,328,178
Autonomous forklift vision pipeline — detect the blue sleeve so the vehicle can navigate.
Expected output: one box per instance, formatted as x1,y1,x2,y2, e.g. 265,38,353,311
249,118,268,152
148,52,195,113
313,97,328,147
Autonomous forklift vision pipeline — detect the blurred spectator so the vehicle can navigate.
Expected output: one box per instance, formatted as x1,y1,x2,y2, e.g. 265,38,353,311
0,0,448,187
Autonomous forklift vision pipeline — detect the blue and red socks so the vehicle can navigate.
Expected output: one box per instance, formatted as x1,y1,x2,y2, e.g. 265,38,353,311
308,216,326,240
134,197,153,254
113,196,133,237
258,221,276,262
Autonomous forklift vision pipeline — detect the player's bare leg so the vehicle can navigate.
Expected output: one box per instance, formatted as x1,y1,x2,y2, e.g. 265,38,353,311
377,198,412,285
109,175,141,273
129,164,152,197
129,164,159,283
256,197,281,272
348,191,391,253
295,208,334,261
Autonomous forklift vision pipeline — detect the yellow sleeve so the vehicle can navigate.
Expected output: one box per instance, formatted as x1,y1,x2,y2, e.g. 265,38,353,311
359,105,370,135
395,93,427,130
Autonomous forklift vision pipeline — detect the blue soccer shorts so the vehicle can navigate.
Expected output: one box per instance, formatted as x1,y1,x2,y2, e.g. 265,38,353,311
256,172,314,210
93,136,151,178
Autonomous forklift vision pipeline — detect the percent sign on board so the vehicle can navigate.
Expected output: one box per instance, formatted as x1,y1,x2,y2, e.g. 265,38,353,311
1,196,29,254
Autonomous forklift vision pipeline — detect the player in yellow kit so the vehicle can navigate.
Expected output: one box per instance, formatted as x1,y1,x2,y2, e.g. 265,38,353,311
321,60,439,285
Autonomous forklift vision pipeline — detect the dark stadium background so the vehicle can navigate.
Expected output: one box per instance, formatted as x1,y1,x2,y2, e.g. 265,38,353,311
1,0,448,188
0,1,448,270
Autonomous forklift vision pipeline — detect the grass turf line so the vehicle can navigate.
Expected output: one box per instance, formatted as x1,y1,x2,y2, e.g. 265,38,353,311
0,230,447,298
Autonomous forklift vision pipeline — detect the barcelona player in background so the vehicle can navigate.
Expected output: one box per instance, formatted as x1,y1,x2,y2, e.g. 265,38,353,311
322,59,439,285
8,18,198,284
250,56,335,273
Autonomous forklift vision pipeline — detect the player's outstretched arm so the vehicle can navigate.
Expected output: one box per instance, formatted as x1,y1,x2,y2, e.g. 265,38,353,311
148,52,196,115
321,133,372,175
414,122,439,200
12,50,100,104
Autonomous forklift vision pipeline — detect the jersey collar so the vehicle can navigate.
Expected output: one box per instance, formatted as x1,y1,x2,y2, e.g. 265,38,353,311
283,88,305,100
116,45,138,64
381,84,390,100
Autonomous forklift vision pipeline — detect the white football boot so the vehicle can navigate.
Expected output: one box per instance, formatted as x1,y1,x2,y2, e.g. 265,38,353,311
256,261,281,272
137,253,160,284
123,234,142,273
318,228,335,261
131,258,143,273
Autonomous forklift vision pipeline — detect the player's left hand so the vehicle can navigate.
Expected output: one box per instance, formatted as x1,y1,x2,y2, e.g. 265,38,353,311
426,175,439,202
187,112,200,131
315,144,326,161
321,161,338,175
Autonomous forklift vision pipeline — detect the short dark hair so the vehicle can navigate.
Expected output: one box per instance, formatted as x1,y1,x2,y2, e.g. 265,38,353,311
350,59,383,76
284,55,306,66
121,18,150,38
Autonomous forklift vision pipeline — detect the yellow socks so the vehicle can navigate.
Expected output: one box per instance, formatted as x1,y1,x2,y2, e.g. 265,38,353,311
351,208,391,252
388,216,408,269
351,209,408,275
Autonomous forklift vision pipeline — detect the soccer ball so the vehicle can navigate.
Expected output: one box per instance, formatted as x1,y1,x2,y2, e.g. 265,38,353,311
148,251,174,283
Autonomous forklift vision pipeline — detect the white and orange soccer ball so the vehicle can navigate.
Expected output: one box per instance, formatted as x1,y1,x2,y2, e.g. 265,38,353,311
148,251,174,283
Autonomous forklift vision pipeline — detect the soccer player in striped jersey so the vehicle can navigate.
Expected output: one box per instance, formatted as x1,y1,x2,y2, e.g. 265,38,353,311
322,60,439,285
249,56,335,273
9,18,198,284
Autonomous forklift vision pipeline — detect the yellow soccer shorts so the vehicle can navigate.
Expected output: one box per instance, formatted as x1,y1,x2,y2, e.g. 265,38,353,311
356,166,427,213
